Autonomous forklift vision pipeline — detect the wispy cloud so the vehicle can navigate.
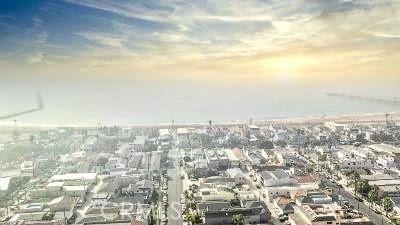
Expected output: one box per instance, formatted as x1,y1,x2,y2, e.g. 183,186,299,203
26,52,45,64
35,31,48,44
1,0,399,81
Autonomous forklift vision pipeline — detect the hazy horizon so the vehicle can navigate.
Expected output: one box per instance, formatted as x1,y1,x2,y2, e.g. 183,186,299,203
0,78,398,127
1,0,399,126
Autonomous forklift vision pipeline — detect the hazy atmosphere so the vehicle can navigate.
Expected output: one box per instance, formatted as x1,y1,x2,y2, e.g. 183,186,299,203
1,0,400,126
1,2,400,225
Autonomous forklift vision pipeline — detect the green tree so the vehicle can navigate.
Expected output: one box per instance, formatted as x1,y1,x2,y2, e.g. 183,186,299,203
355,180,370,195
188,213,202,225
381,197,394,215
232,214,245,225
29,134,35,145
367,185,379,204
349,171,361,194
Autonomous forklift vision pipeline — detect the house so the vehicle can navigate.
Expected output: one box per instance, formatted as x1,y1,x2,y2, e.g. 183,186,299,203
49,173,97,186
231,148,251,171
324,122,345,133
21,161,36,177
0,176,11,197
336,150,374,170
258,169,297,187
205,149,229,170
204,202,270,225
391,197,400,215
226,168,245,185
273,197,294,215
47,196,76,211
224,149,240,168
200,177,236,188
177,128,190,148
133,136,147,152
290,203,373,225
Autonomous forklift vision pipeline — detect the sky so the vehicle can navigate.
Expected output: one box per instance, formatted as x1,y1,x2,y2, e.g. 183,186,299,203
0,0,399,84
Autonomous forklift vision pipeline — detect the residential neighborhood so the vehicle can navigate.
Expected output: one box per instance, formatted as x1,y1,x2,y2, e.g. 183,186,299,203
0,119,400,225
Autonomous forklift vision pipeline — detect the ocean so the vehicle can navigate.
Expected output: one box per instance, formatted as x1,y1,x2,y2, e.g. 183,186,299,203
0,79,399,127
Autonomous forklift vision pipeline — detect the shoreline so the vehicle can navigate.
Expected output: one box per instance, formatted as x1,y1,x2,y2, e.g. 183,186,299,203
0,111,398,130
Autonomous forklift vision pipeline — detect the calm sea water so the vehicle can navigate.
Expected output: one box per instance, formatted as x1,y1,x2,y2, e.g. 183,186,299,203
0,79,399,127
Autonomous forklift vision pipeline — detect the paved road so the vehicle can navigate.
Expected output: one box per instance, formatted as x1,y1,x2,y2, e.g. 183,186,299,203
321,176,391,225
167,148,183,225
244,172,283,225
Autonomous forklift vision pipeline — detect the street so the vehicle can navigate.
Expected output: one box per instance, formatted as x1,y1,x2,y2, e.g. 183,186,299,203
166,148,183,225
321,176,391,225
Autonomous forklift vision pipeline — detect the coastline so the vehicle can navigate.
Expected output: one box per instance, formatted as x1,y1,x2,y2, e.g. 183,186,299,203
0,111,398,130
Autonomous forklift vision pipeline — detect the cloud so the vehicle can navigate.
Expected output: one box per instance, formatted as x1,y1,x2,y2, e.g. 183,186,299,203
2,0,399,82
77,31,128,48
35,31,48,44
26,52,45,64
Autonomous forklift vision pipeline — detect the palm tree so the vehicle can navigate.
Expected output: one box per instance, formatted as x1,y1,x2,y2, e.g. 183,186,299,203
232,214,245,225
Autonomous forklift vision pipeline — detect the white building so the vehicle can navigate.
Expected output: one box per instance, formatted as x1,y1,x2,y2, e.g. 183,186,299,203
336,150,375,170
21,161,36,177
50,173,97,186
324,122,345,133
376,155,397,168
258,169,297,187
0,176,11,196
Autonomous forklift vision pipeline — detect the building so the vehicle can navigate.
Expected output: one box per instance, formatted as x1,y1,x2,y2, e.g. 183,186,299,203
204,202,270,225
133,136,147,152
290,203,373,225
177,128,190,149
224,149,240,168
226,168,245,185
0,176,11,196
336,150,375,170
21,161,36,177
368,144,400,164
273,197,294,215
258,169,297,187
324,122,345,133
49,173,97,186
205,149,229,170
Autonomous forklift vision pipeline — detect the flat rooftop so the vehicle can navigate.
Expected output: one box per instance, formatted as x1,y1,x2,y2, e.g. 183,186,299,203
0,177,11,191
50,173,96,181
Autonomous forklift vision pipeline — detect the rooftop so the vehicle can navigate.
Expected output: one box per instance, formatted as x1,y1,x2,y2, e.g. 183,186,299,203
50,173,97,181
0,176,11,191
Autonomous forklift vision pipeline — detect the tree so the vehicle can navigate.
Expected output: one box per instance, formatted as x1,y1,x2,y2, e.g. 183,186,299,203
355,180,370,196
367,185,379,204
348,171,360,193
381,197,394,215
188,213,202,225
232,214,245,225
29,134,35,145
